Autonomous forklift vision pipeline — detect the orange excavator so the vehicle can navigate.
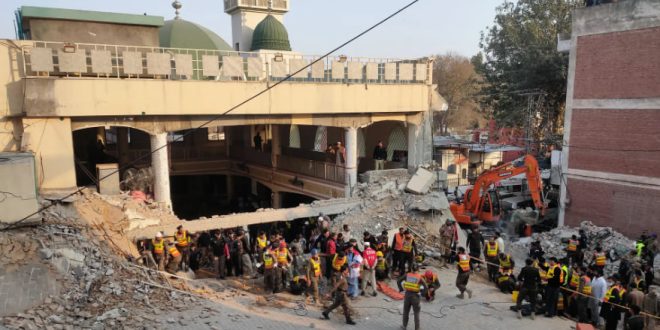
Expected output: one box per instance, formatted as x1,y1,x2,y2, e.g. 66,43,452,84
449,155,545,226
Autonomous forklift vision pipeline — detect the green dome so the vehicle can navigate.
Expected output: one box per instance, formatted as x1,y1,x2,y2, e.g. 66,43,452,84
250,15,291,51
159,19,232,51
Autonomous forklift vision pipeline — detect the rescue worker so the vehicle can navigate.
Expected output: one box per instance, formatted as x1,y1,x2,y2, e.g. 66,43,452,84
361,242,378,297
398,271,427,330
498,253,515,272
399,230,416,275
375,251,389,281
331,251,348,285
276,242,292,288
544,257,563,318
439,220,457,263
391,227,406,275
306,249,322,305
516,258,541,319
263,242,279,293
254,231,268,260
290,274,309,295
566,235,579,265
566,263,581,317
466,227,485,272
593,246,607,273
576,266,593,324
321,265,356,325
485,236,500,282
497,266,516,293
174,225,191,271
601,275,625,330
455,247,473,299
422,270,440,302
165,241,182,274
151,232,166,271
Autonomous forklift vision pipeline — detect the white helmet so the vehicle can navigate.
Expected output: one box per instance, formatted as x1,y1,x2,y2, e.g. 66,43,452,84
155,232,163,238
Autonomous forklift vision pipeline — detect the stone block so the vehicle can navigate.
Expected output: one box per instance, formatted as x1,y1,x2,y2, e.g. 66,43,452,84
405,167,436,194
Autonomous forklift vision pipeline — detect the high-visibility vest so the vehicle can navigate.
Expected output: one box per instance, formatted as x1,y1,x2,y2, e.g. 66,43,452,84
604,285,625,303
548,265,564,283
152,239,164,254
561,265,570,286
310,257,321,277
394,233,404,251
168,246,180,258
486,242,498,257
633,279,644,291
332,254,347,271
175,230,189,247
277,248,289,265
376,258,386,271
499,255,512,268
569,272,580,288
363,248,377,268
402,239,414,253
581,276,592,295
595,252,606,266
263,251,274,270
257,236,268,249
567,239,578,252
458,254,470,272
403,273,423,293
635,242,645,257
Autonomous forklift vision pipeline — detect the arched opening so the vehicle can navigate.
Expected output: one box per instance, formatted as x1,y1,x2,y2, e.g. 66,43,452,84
358,120,408,172
387,126,407,162
289,124,301,148
313,126,328,152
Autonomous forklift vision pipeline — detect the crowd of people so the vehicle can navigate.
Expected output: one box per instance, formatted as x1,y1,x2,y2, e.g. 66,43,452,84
138,218,658,330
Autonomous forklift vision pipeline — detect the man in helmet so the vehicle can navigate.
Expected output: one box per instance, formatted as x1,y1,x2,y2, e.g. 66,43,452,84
306,249,322,305
150,232,166,271
422,270,441,302
165,241,182,274
375,250,389,280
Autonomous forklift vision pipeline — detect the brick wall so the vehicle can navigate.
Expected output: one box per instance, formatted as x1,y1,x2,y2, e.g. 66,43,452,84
568,108,660,178
564,177,660,238
574,26,660,99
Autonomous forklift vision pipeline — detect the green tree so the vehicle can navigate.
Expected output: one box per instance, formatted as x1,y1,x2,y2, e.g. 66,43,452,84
433,52,485,135
477,0,581,138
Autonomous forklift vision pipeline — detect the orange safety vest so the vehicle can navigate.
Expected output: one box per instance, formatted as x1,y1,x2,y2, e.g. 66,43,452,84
277,248,289,265
152,239,164,254
263,251,274,270
486,241,498,257
310,257,321,277
567,239,578,252
581,276,592,295
458,254,470,272
569,272,580,289
402,238,414,253
595,252,606,266
257,236,268,249
332,254,347,271
499,255,512,268
403,273,423,293
175,230,189,247
168,246,181,258
394,233,404,251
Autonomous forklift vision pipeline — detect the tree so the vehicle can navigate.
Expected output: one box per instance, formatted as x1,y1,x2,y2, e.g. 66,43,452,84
477,0,581,141
433,52,486,135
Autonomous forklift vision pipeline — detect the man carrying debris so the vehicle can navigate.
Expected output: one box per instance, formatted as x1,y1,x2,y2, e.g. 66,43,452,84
361,242,378,297
485,236,500,282
307,249,322,305
174,225,191,271
150,232,166,271
398,271,427,330
516,258,541,319
455,247,473,299
165,241,182,274
322,265,356,325
466,227,485,272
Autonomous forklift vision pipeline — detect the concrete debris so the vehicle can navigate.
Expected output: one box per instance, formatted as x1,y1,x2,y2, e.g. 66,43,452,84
38,248,53,260
404,191,449,212
405,167,436,195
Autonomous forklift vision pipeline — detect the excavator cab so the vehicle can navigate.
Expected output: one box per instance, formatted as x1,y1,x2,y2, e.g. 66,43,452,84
478,190,501,223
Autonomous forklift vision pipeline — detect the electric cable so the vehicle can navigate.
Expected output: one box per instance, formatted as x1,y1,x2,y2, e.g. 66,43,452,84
0,0,421,231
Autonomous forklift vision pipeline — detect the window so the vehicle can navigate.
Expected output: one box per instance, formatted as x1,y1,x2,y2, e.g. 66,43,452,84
447,164,456,174
289,125,300,148
167,132,184,143
207,126,225,141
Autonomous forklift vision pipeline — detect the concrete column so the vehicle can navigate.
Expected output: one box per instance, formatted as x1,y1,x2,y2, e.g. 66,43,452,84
96,127,106,144
345,127,358,197
116,127,129,168
407,123,419,170
271,124,281,167
150,132,171,209
271,191,282,209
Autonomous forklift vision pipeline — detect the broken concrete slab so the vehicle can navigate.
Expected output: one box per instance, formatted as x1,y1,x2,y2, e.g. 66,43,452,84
404,191,450,212
405,167,436,194
359,169,409,184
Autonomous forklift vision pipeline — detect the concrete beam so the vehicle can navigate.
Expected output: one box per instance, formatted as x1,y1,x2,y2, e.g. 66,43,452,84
128,197,362,240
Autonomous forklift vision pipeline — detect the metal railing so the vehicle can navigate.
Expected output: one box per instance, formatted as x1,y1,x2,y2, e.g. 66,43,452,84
277,155,346,184
229,146,271,167
21,41,430,85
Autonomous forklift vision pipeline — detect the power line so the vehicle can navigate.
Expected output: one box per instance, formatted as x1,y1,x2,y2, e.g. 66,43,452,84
1,0,421,231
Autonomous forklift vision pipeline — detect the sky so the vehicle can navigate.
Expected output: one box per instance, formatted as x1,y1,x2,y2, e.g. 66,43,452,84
1,0,503,58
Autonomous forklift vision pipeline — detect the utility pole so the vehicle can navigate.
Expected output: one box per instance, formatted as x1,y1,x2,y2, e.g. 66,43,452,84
519,90,546,154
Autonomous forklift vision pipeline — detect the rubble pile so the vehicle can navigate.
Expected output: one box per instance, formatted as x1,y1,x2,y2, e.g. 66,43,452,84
509,221,635,274
1,195,204,330
96,190,180,231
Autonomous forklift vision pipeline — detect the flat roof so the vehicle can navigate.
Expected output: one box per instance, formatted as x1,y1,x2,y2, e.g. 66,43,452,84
20,6,164,27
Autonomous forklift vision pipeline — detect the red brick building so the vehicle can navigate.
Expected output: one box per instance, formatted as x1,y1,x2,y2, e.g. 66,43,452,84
559,0,660,237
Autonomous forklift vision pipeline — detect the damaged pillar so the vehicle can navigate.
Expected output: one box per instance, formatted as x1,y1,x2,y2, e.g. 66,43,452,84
345,127,358,197
150,132,172,209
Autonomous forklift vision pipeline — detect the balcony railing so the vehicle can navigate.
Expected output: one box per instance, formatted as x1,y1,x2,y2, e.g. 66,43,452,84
21,41,430,85
277,155,346,184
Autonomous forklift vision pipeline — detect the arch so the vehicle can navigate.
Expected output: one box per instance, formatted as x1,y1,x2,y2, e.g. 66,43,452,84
71,123,154,135
357,128,366,158
313,126,328,152
289,124,301,148
387,126,407,161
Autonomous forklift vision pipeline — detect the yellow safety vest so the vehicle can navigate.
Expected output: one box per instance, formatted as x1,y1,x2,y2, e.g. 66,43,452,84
403,273,423,293
175,230,189,247
567,239,578,252
277,249,289,265
569,273,580,288
402,239,414,253
332,254,347,271
152,239,164,254
486,242,498,257
499,255,512,268
581,276,592,295
376,258,386,271
263,251,274,270
548,265,564,283
458,254,470,272
595,252,606,266
310,258,321,277
257,236,267,249
168,246,180,258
